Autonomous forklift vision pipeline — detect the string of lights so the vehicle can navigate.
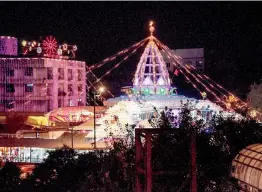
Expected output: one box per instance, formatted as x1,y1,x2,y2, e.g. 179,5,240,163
156,39,247,108
90,40,147,86
156,40,227,105
88,37,149,72
85,66,114,97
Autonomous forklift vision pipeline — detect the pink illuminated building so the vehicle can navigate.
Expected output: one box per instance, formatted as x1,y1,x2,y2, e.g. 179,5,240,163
0,58,86,112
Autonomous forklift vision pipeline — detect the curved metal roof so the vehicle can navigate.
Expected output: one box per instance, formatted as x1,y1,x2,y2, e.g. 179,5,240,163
232,143,262,190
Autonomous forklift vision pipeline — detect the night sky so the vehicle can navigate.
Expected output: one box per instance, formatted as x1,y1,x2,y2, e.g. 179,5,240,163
1,2,261,98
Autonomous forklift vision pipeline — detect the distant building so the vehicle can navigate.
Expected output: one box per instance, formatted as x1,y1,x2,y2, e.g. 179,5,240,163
161,48,204,72
0,36,86,112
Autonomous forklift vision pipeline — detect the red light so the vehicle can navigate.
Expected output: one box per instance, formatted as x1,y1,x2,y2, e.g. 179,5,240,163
42,36,58,57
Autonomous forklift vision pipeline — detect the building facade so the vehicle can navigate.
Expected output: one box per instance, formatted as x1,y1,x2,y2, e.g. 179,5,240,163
0,58,86,112
161,48,204,72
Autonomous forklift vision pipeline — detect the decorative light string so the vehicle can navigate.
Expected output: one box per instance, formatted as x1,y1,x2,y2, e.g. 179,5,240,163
156,39,247,108
85,66,114,97
90,40,147,86
88,37,148,72
156,40,227,105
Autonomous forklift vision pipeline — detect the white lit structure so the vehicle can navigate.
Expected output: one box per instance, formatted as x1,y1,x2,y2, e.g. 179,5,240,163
0,58,86,112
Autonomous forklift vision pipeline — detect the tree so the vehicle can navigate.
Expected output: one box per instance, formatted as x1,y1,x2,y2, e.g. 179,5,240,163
247,82,262,120
0,162,21,192
20,105,262,191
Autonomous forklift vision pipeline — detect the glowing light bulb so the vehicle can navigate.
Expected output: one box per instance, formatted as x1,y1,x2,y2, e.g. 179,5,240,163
21,40,27,47
149,21,154,26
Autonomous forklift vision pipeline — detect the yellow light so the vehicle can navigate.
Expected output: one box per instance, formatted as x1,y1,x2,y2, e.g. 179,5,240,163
22,40,27,47
99,87,105,93
149,21,154,26
250,110,257,118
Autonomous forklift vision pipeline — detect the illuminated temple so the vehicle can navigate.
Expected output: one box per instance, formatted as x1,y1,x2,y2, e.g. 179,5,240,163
0,24,239,164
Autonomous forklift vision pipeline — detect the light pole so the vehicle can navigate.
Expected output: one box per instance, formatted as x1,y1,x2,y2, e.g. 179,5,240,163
93,87,105,149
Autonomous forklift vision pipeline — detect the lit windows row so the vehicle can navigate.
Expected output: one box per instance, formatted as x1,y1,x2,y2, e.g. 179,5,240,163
5,84,33,93
48,68,83,81
5,67,33,76
5,67,83,81
5,84,83,94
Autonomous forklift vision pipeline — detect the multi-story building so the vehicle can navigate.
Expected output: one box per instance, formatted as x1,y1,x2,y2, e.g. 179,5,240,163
0,36,86,113
161,48,204,72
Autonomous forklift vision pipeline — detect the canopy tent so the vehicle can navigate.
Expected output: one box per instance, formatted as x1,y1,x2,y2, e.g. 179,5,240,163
24,116,49,128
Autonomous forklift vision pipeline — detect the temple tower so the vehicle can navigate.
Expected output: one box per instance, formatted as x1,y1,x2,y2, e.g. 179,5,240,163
133,21,171,95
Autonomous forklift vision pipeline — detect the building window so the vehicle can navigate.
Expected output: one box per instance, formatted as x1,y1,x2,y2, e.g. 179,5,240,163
58,83,65,96
47,67,53,80
58,68,64,80
77,70,83,81
68,69,73,81
78,98,83,106
68,84,73,96
47,84,52,96
6,84,15,92
6,101,14,109
78,84,83,92
6,68,14,76
68,99,73,106
25,84,33,92
166,63,170,68
25,67,33,76
58,99,63,108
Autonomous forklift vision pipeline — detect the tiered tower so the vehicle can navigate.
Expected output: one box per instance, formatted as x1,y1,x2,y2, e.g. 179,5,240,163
133,22,171,95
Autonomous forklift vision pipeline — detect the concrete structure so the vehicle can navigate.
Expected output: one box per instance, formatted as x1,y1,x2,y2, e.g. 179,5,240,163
161,48,204,72
0,58,86,112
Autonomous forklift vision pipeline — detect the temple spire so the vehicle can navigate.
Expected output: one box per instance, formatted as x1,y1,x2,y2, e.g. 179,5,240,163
149,21,155,36
132,21,171,95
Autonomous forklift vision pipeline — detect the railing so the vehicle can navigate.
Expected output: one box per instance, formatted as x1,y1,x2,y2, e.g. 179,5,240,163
0,133,23,139
0,157,44,163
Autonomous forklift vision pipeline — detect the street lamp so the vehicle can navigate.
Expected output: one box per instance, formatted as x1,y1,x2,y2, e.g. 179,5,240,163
93,87,105,149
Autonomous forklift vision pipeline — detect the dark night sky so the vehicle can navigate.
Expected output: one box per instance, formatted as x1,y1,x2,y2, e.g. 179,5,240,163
1,2,262,98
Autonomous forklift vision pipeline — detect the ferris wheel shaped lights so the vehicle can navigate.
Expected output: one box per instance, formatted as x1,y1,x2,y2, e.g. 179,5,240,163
43,36,58,56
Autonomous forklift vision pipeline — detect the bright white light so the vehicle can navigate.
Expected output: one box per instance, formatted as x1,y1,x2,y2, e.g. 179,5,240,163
99,87,105,93
157,76,165,85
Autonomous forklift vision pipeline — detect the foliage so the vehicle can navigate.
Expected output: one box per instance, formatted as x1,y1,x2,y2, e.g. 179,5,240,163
3,105,262,191
247,82,262,120
0,162,21,192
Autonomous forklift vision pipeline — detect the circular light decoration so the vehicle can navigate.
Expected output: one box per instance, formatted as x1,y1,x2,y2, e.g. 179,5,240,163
73,45,77,51
144,88,150,95
29,47,32,51
42,36,58,57
37,47,42,54
28,42,31,46
63,43,68,51
57,48,62,55
160,88,165,94
21,40,27,47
